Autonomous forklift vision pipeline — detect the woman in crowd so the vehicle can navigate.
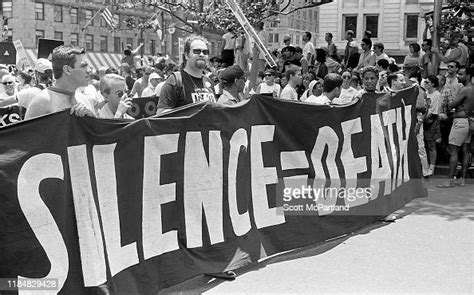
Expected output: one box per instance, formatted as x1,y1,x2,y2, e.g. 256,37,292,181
423,75,442,176
333,70,358,104
404,43,422,67
299,72,316,101
17,71,32,91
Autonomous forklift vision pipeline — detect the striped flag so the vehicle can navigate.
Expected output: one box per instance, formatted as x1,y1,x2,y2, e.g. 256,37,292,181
101,7,116,29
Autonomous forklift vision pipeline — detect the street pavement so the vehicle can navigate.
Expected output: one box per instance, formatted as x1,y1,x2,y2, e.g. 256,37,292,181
160,177,473,294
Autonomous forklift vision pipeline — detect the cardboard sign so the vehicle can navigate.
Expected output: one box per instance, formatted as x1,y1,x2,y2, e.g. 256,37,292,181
37,38,64,59
0,42,17,64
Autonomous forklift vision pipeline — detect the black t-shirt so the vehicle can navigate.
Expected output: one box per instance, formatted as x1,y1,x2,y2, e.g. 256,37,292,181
125,76,135,92
158,70,216,109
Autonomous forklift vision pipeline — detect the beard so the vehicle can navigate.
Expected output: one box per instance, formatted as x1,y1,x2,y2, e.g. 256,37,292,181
194,59,207,70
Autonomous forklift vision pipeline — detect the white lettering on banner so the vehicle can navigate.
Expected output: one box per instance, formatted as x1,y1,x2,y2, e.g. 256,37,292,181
340,118,369,208
382,109,398,190
228,128,251,237
370,114,392,198
310,126,341,215
93,144,139,277
397,105,412,187
251,125,285,228
0,113,21,127
68,145,107,287
184,131,224,248
17,154,69,294
142,134,180,259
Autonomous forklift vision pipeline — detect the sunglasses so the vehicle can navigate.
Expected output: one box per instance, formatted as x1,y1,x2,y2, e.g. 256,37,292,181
192,49,209,55
2,81,14,85
447,65,456,68
342,75,351,79
264,74,273,77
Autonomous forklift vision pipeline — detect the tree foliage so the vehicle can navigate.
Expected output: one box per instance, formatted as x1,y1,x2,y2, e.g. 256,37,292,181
435,0,473,46
115,0,332,33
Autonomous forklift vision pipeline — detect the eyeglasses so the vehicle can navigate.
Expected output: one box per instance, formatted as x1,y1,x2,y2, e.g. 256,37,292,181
2,81,14,85
342,75,351,79
264,74,273,77
192,49,209,55
447,65,456,69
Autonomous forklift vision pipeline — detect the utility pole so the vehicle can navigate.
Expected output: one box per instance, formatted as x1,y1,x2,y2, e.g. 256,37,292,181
432,0,442,75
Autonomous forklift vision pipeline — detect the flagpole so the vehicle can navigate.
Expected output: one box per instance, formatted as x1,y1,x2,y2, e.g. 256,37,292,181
82,8,105,32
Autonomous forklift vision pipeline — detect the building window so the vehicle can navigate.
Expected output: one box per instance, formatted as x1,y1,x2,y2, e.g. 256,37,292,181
274,33,279,44
405,14,418,39
85,34,94,51
365,15,378,38
295,35,300,45
35,2,44,20
54,5,63,22
150,39,155,56
268,33,273,43
4,29,12,42
100,36,108,52
2,1,12,18
71,33,79,46
343,15,358,37
126,38,133,48
114,37,121,53
70,8,78,24
54,31,63,40
85,10,94,26
406,0,418,4
114,14,119,28
35,30,45,46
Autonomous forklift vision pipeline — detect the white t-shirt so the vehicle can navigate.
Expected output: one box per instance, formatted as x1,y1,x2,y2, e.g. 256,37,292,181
306,94,331,105
303,41,316,60
280,85,298,100
259,82,281,98
98,103,134,120
17,86,42,109
427,90,441,115
142,86,157,97
333,87,358,105
222,32,236,50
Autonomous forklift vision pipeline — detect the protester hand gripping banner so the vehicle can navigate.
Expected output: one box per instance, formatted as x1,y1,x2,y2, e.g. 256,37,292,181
0,88,426,294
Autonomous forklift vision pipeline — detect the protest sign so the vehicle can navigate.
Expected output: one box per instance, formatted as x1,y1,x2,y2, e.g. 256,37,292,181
0,89,426,294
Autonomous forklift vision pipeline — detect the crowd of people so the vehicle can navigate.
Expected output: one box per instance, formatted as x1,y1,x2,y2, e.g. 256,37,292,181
0,24,472,186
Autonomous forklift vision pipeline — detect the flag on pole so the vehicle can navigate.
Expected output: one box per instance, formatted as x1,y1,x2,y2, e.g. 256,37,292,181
101,7,116,29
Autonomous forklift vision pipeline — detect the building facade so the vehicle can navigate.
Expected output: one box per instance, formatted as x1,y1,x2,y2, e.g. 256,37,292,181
317,0,436,60
266,0,321,50
0,0,170,69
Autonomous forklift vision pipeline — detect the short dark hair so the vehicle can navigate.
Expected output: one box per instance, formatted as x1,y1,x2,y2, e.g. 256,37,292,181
326,32,333,39
361,66,379,78
18,71,32,85
285,69,296,81
304,31,312,40
409,43,421,53
377,59,389,70
388,63,399,73
52,45,86,80
373,42,384,52
423,39,432,48
387,73,399,88
323,73,342,93
426,75,439,88
361,38,372,48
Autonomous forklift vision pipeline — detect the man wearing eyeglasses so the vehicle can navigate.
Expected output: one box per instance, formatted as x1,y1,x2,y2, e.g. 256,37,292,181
25,45,94,120
98,74,134,120
157,35,216,115
0,74,17,107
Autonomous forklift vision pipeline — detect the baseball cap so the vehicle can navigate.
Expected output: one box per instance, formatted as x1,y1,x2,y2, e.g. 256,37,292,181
149,72,161,80
264,69,276,76
35,58,52,73
219,65,245,83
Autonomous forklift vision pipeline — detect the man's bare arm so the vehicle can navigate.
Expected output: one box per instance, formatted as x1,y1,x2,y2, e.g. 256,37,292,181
24,96,52,120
